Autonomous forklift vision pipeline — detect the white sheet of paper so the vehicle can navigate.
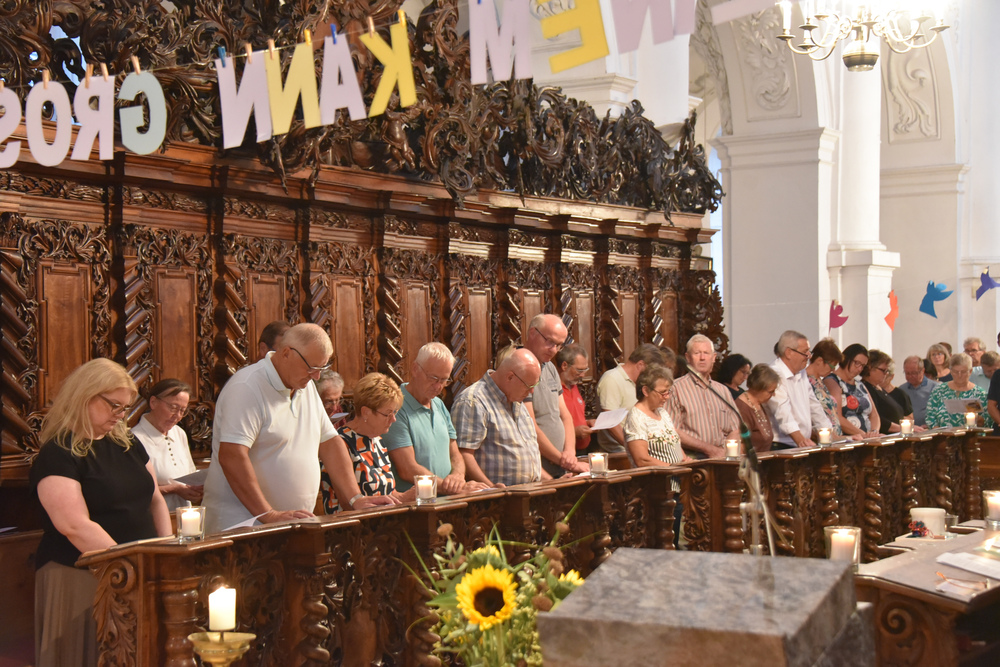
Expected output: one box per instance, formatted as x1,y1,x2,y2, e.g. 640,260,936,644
944,398,983,415
173,468,208,486
0,526,16,535
591,408,629,431
223,512,269,531
936,551,1000,580
329,412,349,421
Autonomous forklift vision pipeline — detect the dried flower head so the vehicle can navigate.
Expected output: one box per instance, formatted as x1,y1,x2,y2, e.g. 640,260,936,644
555,522,570,535
542,546,564,562
531,594,553,612
549,559,564,576
437,523,454,538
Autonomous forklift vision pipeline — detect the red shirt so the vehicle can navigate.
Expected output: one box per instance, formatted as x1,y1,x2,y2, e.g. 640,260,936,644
562,383,589,450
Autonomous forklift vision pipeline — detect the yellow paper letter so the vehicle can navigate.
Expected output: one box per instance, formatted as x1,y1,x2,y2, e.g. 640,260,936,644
265,41,322,136
359,21,417,117
539,0,610,74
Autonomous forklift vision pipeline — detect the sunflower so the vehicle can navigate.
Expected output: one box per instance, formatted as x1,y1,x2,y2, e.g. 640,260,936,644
559,570,584,586
455,564,518,630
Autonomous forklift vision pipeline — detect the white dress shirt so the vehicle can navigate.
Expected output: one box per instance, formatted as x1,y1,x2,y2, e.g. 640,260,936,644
767,357,832,446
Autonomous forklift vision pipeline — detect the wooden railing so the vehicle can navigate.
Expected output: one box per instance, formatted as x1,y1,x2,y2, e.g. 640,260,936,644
63,428,989,665
682,428,986,561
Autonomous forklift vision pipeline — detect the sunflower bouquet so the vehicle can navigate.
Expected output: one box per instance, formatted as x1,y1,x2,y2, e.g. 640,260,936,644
407,518,585,666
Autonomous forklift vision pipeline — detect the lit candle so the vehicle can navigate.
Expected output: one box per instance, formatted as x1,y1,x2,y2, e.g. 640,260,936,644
818,428,831,445
725,440,739,458
416,477,435,501
829,529,856,561
988,494,1000,520
590,453,607,474
208,586,236,632
180,508,201,538
966,412,977,427
900,419,912,435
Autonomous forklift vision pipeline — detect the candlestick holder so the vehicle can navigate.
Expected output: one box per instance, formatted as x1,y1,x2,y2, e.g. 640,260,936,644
415,475,437,505
984,490,1000,530
188,631,255,666
589,452,608,477
176,505,206,542
823,526,861,570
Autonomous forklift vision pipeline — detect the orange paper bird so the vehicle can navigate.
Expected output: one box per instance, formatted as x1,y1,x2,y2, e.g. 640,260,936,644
829,300,849,330
885,290,899,330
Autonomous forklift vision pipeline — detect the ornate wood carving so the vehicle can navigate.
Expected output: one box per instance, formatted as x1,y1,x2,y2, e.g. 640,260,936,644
91,556,139,667
682,468,712,552
862,461,884,563
447,254,500,397
160,578,201,667
378,247,442,384
679,269,729,359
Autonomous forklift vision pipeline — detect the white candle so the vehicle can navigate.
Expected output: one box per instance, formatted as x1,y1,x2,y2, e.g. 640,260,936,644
591,453,607,474
966,412,977,427
829,530,856,561
900,419,912,435
416,477,435,501
208,586,236,631
725,440,739,458
780,0,792,31
988,495,1000,520
180,508,201,537
818,428,831,445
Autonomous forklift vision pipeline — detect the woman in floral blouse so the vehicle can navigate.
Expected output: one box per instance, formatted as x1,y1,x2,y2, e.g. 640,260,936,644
925,353,994,429
320,372,415,512
806,339,844,438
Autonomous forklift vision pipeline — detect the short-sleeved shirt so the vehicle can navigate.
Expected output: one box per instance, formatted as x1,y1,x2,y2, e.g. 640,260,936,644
132,415,197,511
203,354,336,533
526,362,566,470
382,384,456,492
623,406,684,491
453,371,542,486
596,364,636,452
665,372,740,450
31,435,157,568
925,382,994,429
900,377,938,426
562,383,589,451
321,425,395,513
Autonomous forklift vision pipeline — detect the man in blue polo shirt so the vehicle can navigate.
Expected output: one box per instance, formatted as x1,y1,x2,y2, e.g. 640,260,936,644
384,342,488,494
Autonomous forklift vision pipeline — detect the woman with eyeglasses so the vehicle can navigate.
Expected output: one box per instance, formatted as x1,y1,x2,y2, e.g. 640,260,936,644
824,343,880,438
30,359,171,666
861,350,907,435
736,364,780,453
319,372,416,512
131,378,202,510
623,365,691,469
805,339,844,439
926,353,994,429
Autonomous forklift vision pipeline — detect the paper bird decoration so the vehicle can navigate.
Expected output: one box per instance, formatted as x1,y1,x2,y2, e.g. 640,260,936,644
885,290,899,330
829,300,849,330
976,268,1000,300
919,281,953,318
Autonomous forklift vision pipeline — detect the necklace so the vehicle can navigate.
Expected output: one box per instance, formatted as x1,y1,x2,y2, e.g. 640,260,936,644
740,395,770,428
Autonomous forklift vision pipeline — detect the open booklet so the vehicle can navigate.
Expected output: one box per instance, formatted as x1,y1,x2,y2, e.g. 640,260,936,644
944,398,983,414
173,468,208,486
590,408,629,431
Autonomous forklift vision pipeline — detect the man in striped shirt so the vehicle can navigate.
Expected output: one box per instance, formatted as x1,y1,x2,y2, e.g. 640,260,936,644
664,334,741,458
453,349,544,487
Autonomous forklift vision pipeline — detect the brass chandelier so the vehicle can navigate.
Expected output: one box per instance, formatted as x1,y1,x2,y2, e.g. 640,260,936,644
775,1,949,72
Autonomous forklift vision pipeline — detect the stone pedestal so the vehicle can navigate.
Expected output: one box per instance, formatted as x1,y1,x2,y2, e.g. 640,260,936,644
538,548,874,667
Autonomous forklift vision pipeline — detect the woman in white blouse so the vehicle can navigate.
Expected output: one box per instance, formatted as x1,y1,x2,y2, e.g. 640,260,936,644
131,379,202,510
624,365,693,469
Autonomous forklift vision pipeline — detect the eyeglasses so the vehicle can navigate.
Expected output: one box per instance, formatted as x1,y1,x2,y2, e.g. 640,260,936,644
649,387,671,398
153,396,188,416
873,366,889,374
291,347,332,372
572,366,590,374
788,348,810,358
98,394,132,416
418,362,452,386
375,408,398,419
512,371,539,391
533,328,566,351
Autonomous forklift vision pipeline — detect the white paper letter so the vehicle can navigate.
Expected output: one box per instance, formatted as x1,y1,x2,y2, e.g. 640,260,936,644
215,52,273,147
118,72,167,155
71,77,116,161
319,33,367,123
469,0,533,85
26,82,73,167
0,87,22,169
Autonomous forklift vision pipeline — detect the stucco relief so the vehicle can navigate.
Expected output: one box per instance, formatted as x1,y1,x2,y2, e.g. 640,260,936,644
731,8,800,120
691,0,734,134
884,48,939,143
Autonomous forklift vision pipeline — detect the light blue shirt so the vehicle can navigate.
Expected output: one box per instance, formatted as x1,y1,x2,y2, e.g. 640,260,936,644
382,384,456,491
899,377,938,426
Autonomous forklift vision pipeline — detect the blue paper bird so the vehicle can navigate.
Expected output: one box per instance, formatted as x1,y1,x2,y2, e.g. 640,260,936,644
976,268,1000,300
919,281,953,318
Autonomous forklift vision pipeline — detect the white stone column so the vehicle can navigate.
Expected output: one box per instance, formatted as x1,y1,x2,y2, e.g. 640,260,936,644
961,0,1000,349
712,128,838,363
827,64,899,353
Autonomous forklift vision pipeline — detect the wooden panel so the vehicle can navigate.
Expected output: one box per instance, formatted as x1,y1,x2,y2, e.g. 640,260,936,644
0,530,41,656
38,261,91,405
575,293,595,381
247,274,286,359
467,289,493,381
331,278,366,388
621,293,639,360
521,291,543,334
403,282,432,378
660,291,680,353
155,269,198,392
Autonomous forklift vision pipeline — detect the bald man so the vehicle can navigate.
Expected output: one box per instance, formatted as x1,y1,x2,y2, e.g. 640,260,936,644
522,314,589,476
452,348,545,487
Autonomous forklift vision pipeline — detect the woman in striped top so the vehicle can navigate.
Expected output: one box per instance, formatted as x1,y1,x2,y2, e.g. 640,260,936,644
624,365,692,469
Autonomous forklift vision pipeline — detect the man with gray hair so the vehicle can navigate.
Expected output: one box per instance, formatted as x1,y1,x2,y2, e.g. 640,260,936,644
453,348,545,487
315,370,345,419
203,323,396,532
522,314,589,476
964,337,986,366
664,334,740,458
900,355,937,426
767,330,831,448
384,342,489,494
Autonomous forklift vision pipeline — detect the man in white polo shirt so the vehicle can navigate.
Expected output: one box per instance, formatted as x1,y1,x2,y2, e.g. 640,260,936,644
203,323,395,533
